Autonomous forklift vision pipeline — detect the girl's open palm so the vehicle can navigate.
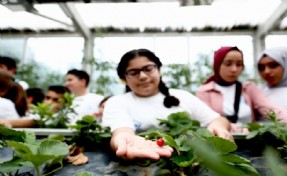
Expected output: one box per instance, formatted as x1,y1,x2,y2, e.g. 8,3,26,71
111,131,173,160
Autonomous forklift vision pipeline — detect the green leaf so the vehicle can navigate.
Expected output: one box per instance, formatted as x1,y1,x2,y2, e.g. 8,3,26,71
0,126,26,142
227,163,260,176
23,131,36,144
246,130,259,139
6,141,35,155
171,150,195,167
47,134,65,142
175,135,193,152
195,128,213,138
38,139,69,156
0,160,22,173
221,153,250,164
264,147,287,176
157,132,177,148
206,136,237,154
247,122,262,131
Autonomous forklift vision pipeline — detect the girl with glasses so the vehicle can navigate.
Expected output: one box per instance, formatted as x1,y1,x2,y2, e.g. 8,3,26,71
102,48,233,160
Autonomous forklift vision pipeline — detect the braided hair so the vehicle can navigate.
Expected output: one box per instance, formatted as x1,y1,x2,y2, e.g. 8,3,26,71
117,49,179,108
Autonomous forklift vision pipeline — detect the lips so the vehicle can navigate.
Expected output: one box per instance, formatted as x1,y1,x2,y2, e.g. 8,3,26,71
265,76,275,83
138,82,150,88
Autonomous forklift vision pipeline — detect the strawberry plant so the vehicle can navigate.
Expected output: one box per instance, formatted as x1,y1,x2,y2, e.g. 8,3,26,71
68,115,111,151
31,93,76,128
139,112,259,176
247,110,287,159
0,126,69,176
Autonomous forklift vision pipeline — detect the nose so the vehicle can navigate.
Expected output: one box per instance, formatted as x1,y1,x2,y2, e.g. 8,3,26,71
44,99,52,104
263,66,271,74
230,64,238,72
138,70,148,79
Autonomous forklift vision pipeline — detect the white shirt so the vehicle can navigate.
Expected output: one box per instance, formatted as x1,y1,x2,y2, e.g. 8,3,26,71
102,89,220,132
215,84,252,126
0,97,20,119
69,93,104,125
263,87,287,110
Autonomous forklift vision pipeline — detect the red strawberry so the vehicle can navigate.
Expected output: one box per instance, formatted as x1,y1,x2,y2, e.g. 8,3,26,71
156,138,165,147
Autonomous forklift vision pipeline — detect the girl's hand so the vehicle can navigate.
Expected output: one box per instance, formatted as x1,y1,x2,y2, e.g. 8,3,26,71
111,128,173,160
230,123,249,134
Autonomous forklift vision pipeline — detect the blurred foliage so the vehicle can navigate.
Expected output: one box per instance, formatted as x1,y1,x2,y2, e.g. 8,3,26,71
90,59,121,96
163,54,213,93
16,60,65,91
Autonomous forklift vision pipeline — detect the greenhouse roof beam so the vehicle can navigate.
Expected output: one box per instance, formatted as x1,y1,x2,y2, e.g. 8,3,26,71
59,2,91,39
256,1,287,39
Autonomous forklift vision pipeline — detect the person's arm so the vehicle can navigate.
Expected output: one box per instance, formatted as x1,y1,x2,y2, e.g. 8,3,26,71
0,118,35,128
207,116,234,141
110,127,173,160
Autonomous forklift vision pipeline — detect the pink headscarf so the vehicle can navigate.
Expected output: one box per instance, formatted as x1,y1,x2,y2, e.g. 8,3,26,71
204,46,243,86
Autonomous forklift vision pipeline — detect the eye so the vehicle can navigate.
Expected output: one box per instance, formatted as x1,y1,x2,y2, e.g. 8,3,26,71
268,62,280,69
126,70,139,76
258,64,265,72
222,62,232,66
144,65,154,72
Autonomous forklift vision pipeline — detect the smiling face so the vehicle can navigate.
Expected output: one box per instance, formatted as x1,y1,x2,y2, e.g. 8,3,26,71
124,56,160,97
258,56,284,87
219,50,244,83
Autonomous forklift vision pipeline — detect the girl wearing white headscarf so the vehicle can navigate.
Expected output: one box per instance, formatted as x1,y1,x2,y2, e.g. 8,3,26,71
257,47,287,109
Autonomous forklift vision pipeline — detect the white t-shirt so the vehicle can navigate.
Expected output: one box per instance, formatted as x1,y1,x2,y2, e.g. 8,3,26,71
69,93,104,125
0,97,20,119
102,89,220,132
263,87,287,110
215,84,252,126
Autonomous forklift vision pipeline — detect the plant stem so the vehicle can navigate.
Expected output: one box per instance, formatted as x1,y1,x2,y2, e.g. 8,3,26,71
36,167,41,176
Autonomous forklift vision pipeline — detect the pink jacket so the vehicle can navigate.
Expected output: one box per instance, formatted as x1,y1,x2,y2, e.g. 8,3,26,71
196,81,287,122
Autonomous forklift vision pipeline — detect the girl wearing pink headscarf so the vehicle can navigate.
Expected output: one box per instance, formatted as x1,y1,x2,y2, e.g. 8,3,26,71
196,46,287,132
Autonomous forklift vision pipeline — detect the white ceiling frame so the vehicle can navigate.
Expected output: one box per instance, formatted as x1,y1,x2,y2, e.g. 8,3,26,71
59,2,91,39
256,1,287,39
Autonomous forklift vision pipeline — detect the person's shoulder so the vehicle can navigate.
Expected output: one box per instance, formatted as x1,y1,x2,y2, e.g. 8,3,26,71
105,93,132,105
0,97,15,107
242,81,258,89
196,81,215,93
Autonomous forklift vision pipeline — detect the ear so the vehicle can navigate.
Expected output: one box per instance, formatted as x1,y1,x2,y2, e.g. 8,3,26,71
80,79,87,87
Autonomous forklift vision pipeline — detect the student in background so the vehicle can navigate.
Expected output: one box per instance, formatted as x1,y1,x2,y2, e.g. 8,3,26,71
196,46,287,133
44,85,70,112
0,70,22,118
65,69,104,124
0,70,28,117
93,96,112,122
0,85,70,128
0,56,29,89
26,87,45,106
102,48,232,160
257,47,287,110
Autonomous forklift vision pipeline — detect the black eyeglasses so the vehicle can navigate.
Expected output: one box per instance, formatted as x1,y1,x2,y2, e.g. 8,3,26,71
125,64,158,78
258,62,280,72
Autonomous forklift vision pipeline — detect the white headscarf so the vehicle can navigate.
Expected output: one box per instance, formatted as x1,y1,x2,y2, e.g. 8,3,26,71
257,47,287,87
